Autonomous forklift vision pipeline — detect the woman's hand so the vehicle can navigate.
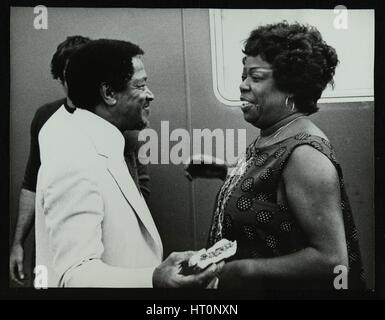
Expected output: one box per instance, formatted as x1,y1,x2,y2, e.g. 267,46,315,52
153,251,224,288
184,154,228,181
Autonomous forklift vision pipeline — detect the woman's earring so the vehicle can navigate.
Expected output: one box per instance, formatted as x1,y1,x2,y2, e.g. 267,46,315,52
285,96,290,108
285,96,295,112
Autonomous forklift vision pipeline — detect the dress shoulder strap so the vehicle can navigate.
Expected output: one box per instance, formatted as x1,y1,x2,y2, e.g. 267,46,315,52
274,132,342,175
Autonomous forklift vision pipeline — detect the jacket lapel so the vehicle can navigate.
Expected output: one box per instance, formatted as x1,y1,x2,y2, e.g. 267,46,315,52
106,157,163,256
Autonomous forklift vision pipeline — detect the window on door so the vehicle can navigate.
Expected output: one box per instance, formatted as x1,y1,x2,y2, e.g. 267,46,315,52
209,9,374,106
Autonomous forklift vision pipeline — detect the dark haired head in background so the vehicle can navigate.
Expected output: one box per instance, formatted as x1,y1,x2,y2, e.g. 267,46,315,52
243,21,338,114
50,35,91,83
65,39,144,112
10,35,92,287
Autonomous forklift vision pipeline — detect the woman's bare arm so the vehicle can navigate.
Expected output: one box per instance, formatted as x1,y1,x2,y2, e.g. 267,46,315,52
218,145,348,289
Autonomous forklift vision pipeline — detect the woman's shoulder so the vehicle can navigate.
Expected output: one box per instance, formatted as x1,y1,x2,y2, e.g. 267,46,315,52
281,142,341,197
277,118,334,151
282,131,337,162
260,124,339,171
247,118,339,168
288,117,329,140
276,131,341,181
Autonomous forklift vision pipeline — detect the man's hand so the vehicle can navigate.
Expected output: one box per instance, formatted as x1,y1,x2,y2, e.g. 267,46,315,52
184,154,228,181
153,251,224,288
9,243,25,285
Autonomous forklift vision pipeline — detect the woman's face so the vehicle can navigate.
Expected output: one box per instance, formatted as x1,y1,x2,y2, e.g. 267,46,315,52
240,55,289,129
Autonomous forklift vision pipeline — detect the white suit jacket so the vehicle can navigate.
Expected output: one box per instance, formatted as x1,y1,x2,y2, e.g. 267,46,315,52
35,106,163,287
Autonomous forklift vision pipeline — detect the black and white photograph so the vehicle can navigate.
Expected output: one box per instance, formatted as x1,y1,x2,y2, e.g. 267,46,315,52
1,0,384,303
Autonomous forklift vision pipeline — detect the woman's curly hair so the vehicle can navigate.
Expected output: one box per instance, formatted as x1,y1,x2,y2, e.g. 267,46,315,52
243,21,339,114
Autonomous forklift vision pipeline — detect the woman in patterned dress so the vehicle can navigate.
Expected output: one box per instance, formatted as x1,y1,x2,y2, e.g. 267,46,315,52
186,22,365,290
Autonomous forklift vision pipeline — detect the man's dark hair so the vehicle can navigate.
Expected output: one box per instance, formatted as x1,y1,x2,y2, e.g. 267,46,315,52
50,35,91,83
65,39,144,111
243,21,339,114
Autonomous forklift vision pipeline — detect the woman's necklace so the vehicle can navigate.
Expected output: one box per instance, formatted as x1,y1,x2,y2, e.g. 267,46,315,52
255,114,307,147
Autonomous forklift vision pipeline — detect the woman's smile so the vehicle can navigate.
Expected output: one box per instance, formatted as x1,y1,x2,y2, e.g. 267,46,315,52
241,102,257,113
240,97,259,112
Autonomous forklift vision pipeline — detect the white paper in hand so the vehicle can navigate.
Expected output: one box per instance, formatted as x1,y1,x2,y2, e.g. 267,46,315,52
188,239,237,270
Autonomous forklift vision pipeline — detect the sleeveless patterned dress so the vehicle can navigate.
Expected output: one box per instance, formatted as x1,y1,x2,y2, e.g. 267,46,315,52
208,132,365,289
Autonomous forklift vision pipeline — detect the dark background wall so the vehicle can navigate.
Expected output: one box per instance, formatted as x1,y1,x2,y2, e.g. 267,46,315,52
10,8,374,288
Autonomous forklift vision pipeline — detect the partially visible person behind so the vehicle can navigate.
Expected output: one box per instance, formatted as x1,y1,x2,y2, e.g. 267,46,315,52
9,36,90,286
35,39,221,287
186,22,365,291
9,35,150,286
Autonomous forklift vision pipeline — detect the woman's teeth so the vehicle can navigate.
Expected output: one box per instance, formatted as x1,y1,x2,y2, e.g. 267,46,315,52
242,102,258,108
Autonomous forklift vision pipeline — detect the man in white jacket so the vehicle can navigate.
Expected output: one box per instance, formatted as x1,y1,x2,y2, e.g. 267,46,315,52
35,39,220,287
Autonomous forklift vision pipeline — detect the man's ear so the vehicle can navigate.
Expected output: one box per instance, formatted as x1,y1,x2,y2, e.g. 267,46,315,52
100,83,117,106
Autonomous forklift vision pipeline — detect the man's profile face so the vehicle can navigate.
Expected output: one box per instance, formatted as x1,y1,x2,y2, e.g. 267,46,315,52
113,56,154,132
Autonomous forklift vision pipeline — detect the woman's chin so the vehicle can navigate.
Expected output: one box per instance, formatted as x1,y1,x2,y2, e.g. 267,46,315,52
242,111,260,126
